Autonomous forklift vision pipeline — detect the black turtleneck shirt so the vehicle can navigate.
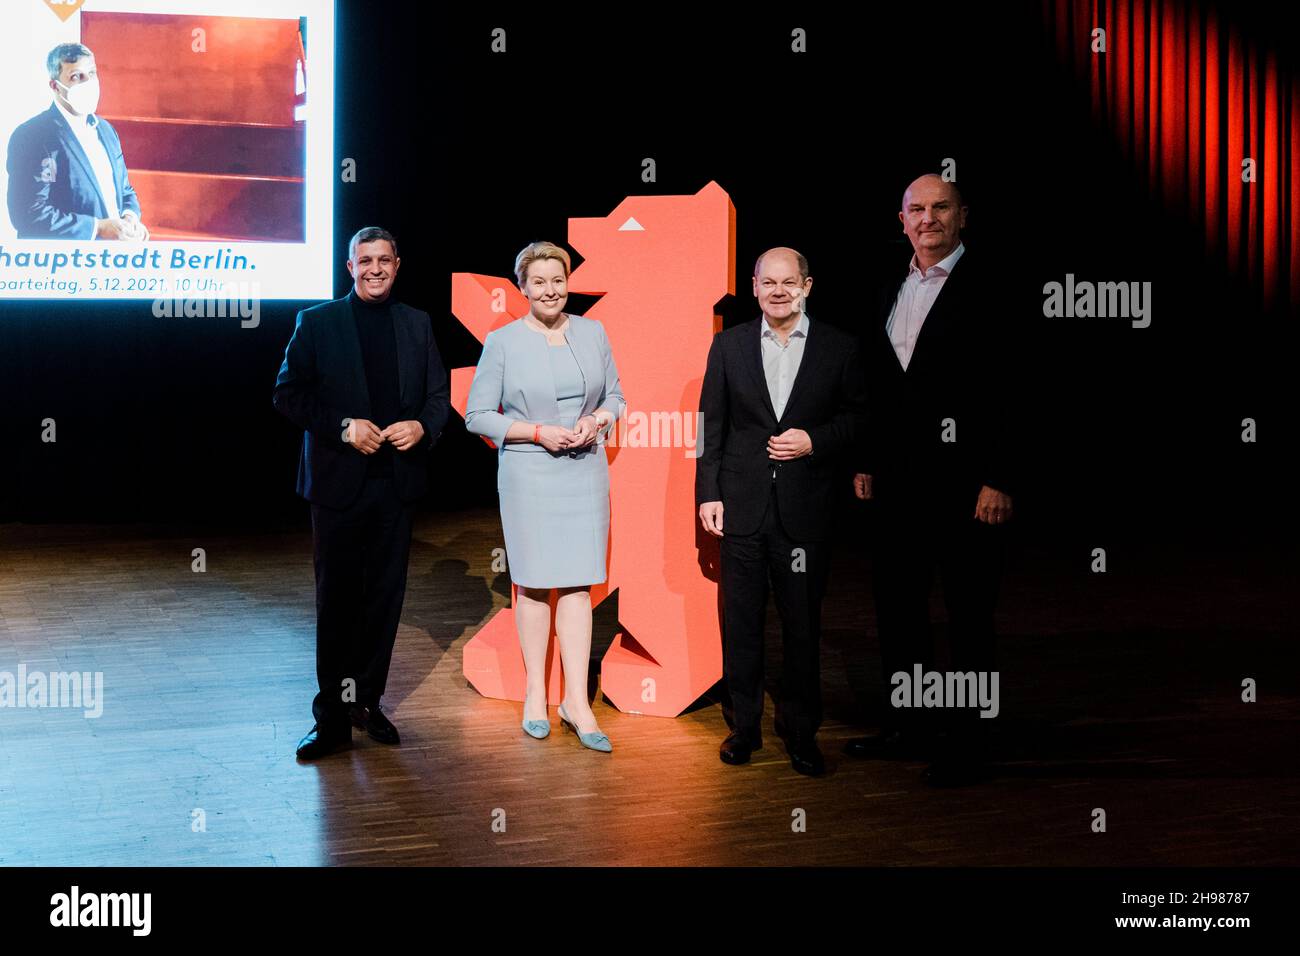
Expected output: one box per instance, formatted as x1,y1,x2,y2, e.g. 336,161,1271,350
348,289,400,477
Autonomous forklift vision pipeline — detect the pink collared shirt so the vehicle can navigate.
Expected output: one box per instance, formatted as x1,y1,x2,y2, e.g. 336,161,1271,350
886,241,965,370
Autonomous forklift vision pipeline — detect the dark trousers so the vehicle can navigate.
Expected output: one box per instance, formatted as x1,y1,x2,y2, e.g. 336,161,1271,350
871,496,1004,746
309,476,415,730
720,482,829,744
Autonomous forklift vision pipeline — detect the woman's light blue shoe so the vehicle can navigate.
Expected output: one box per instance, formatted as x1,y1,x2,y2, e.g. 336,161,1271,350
522,693,550,739
557,703,612,753
522,718,550,739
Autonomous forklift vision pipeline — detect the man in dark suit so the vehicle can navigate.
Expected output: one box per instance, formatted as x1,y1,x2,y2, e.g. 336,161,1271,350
274,226,450,760
6,44,147,240
846,174,1017,786
697,247,866,776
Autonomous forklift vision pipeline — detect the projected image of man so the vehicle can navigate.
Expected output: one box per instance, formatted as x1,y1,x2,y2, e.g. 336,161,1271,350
5,43,148,240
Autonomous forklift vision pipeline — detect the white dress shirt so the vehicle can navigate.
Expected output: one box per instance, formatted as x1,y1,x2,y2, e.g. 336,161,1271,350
760,310,809,420
886,241,965,370
54,97,121,222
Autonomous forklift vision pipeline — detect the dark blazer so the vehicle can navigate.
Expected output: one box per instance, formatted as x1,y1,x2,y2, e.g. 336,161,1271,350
5,103,140,239
860,245,1017,514
696,316,865,541
273,295,450,509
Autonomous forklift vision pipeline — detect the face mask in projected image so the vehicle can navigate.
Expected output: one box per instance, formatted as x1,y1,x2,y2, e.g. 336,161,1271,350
56,77,101,116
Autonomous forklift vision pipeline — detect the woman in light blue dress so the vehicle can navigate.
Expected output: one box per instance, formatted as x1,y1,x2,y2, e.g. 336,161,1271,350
464,241,625,752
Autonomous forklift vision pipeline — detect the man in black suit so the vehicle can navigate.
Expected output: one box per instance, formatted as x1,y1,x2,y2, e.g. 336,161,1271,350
846,174,1016,786
697,247,865,776
274,226,450,759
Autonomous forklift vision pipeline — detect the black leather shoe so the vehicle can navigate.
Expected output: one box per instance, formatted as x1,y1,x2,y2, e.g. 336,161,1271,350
921,758,987,788
350,704,400,745
842,729,926,760
296,723,351,760
787,733,825,777
719,732,761,765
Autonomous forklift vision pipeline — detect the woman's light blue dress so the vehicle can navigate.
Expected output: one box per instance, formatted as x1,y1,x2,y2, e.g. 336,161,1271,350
496,344,609,587
463,315,625,590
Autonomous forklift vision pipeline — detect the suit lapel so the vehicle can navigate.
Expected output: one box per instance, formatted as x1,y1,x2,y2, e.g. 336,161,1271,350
49,105,104,217
877,248,969,376
777,316,824,424
569,320,606,416
336,297,371,416
743,318,778,422
96,121,125,212
391,303,412,409
905,250,967,375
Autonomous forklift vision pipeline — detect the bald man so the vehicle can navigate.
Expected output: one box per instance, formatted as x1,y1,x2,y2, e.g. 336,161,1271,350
696,248,866,776
846,175,1018,786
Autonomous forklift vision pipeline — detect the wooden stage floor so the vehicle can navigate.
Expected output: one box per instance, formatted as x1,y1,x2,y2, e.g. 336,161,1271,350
0,511,1296,866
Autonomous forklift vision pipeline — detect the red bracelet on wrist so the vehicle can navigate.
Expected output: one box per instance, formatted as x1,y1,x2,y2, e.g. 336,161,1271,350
533,424,541,444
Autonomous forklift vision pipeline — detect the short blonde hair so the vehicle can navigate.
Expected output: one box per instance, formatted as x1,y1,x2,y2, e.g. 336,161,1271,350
514,241,571,286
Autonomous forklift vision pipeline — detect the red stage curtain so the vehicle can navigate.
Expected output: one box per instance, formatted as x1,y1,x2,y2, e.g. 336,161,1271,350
1043,0,1299,312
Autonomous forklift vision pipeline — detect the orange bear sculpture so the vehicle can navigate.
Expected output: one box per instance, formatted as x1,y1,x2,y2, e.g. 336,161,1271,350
452,181,735,717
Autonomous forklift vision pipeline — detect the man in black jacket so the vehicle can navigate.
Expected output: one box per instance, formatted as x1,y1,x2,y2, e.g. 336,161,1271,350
273,226,450,759
847,175,1016,786
696,247,865,776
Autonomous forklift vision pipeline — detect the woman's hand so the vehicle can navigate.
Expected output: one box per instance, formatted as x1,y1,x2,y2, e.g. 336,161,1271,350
536,424,577,453
569,415,602,448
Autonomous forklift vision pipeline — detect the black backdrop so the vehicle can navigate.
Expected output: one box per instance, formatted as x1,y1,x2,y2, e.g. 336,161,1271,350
1,2,1292,564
